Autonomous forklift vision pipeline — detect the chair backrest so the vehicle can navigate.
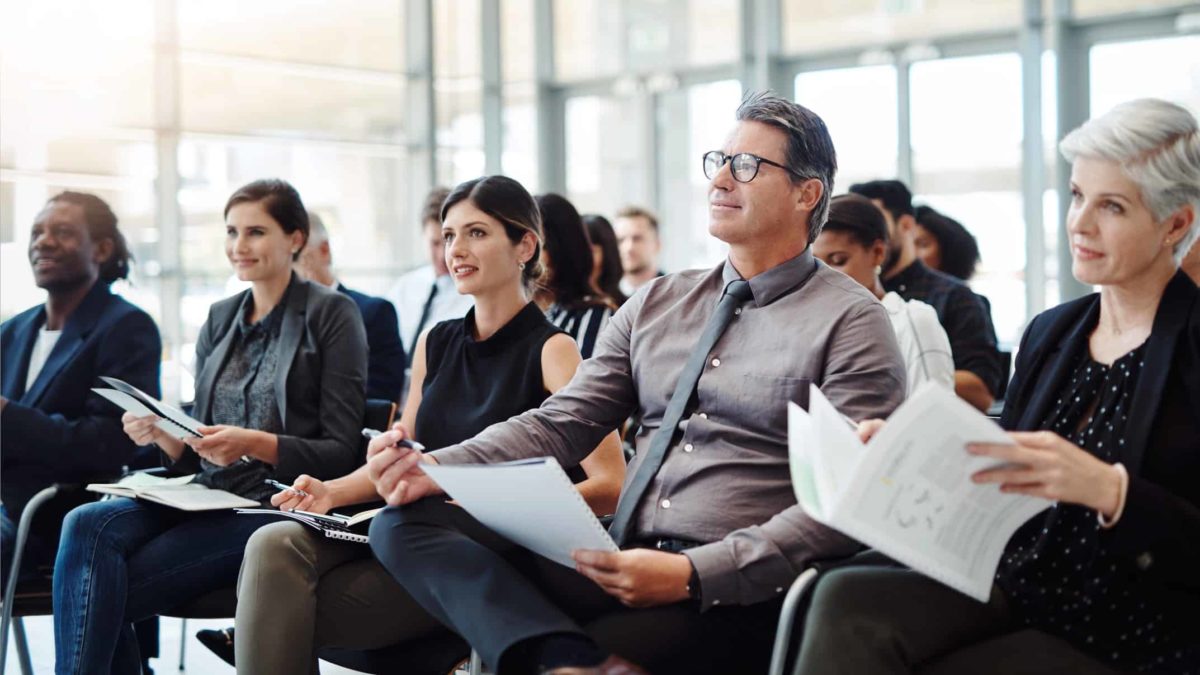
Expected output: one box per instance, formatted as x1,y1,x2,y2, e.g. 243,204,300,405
359,398,399,460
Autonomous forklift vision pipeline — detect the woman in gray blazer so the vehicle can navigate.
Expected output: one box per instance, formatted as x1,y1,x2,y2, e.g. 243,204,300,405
52,179,368,675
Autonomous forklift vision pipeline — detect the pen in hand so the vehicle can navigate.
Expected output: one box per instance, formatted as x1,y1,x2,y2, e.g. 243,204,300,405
361,428,425,452
264,478,309,498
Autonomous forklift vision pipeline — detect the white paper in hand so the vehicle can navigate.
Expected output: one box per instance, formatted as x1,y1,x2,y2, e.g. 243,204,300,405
421,457,617,567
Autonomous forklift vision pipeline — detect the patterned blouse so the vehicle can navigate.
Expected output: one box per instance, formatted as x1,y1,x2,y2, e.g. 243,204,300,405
997,341,1196,673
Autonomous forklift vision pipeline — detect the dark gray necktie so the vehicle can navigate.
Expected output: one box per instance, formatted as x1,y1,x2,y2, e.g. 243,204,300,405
607,279,754,547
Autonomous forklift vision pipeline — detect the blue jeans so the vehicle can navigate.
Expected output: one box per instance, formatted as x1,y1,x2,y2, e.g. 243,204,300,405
52,498,275,675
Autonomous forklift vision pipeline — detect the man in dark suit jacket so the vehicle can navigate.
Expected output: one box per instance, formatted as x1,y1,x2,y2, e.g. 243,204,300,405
296,211,405,402
1,192,162,584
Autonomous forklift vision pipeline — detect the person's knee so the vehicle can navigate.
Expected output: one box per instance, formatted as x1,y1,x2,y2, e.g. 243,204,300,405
805,569,895,640
240,522,317,590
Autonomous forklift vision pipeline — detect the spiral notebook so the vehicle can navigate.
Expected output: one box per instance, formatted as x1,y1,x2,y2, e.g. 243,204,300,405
421,457,617,567
234,507,383,544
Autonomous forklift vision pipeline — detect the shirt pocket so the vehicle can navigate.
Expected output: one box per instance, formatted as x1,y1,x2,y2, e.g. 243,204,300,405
718,374,811,437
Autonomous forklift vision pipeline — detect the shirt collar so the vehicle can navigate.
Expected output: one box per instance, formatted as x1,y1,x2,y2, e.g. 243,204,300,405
720,247,818,308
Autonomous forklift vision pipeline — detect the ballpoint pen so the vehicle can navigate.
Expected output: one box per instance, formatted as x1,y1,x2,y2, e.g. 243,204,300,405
361,428,425,452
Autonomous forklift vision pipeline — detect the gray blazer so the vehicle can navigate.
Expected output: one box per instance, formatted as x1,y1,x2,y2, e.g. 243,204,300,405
174,275,368,481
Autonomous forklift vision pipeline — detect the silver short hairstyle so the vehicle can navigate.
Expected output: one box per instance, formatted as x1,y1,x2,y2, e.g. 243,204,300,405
306,210,329,244
735,90,838,244
1060,98,1200,264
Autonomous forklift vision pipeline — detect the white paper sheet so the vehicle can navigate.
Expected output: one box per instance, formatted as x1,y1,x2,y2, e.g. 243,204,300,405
421,457,618,568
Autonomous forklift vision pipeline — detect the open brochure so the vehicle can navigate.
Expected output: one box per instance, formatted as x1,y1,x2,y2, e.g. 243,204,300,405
88,472,259,511
92,376,204,440
788,383,1051,602
234,507,384,544
421,457,618,567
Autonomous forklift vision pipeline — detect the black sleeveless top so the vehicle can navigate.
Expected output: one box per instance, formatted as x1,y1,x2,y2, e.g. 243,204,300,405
416,303,583,484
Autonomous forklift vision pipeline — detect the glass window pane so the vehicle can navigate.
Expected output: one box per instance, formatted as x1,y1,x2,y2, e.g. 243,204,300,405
435,0,482,79
910,53,1024,346
435,82,484,186
554,0,626,81
796,66,898,191
565,95,649,215
783,0,1020,55
180,57,405,143
502,0,536,83
1074,0,1195,19
658,80,743,272
1089,36,1200,117
503,82,540,193
178,0,403,71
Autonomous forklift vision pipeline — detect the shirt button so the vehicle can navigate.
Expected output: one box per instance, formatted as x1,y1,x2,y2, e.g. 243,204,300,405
734,308,742,315
683,443,694,453
776,587,784,593
698,412,708,419
711,358,721,367
712,599,721,606
660,499,671,509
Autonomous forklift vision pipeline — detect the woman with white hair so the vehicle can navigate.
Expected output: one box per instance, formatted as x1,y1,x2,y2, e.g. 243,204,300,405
791,97,1200,674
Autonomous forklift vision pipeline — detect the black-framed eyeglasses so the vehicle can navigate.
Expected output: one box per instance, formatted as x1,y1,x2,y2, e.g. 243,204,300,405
702,150,805,183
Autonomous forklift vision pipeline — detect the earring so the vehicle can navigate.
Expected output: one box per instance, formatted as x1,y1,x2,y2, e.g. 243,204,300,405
518,262,526,271
874,265,882,276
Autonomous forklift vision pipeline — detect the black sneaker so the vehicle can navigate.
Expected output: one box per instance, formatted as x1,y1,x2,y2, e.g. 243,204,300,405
195,627,236,666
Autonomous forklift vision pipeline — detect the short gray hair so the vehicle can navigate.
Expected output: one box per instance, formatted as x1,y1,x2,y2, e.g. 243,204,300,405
306,210,329,245
1060,98,1200,264
735,90,838,243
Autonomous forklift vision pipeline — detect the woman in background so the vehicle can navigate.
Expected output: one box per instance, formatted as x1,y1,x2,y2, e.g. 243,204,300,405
584,214,628,307
536,194,617,359
913,205,981,282
813,194,955,395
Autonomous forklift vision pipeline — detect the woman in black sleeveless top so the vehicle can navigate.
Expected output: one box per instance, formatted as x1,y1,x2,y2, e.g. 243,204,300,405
230,176,624,674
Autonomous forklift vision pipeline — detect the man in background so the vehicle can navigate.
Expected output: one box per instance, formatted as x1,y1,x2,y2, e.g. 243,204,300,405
386,187,473,364
296,211,405,402
614,205,665,297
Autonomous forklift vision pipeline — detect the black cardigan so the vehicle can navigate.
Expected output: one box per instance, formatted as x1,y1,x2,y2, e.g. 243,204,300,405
1000,270,1200,630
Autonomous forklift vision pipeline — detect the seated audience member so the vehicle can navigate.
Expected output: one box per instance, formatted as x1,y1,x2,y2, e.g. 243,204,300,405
584,214,629,307
229,175,625,674
362,91,906,675
913,204,981,282
793,98,1200,674
537,194,618,359
614,205,665,297
52,179,367,675
1,192,161,585
814,194,954,394
386,186,474,363
850,179,1002,412
296,210,405,401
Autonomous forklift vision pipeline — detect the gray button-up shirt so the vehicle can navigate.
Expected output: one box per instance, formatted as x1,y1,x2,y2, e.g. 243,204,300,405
432,249,907,607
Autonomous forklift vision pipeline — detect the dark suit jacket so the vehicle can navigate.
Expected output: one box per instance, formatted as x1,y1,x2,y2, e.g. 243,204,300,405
338,284,405,402
1001,270,1200,624
1,281,162,538
168,276,368,482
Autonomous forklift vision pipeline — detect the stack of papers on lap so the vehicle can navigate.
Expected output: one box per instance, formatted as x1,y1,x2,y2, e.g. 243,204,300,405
789,384,1051,602
88,472,258,511
92,376,204,440
234,507,384,544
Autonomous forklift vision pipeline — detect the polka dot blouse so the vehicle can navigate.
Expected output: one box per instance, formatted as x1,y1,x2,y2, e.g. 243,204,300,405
997,342,1197,673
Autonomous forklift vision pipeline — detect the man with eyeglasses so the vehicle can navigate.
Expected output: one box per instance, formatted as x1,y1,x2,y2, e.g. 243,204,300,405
363,91,906,674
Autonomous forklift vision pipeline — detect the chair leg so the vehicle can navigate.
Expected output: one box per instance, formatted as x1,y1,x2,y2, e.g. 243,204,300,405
767,567,820,675
178,618,187,671
1,485,61,675
12,617,34,675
